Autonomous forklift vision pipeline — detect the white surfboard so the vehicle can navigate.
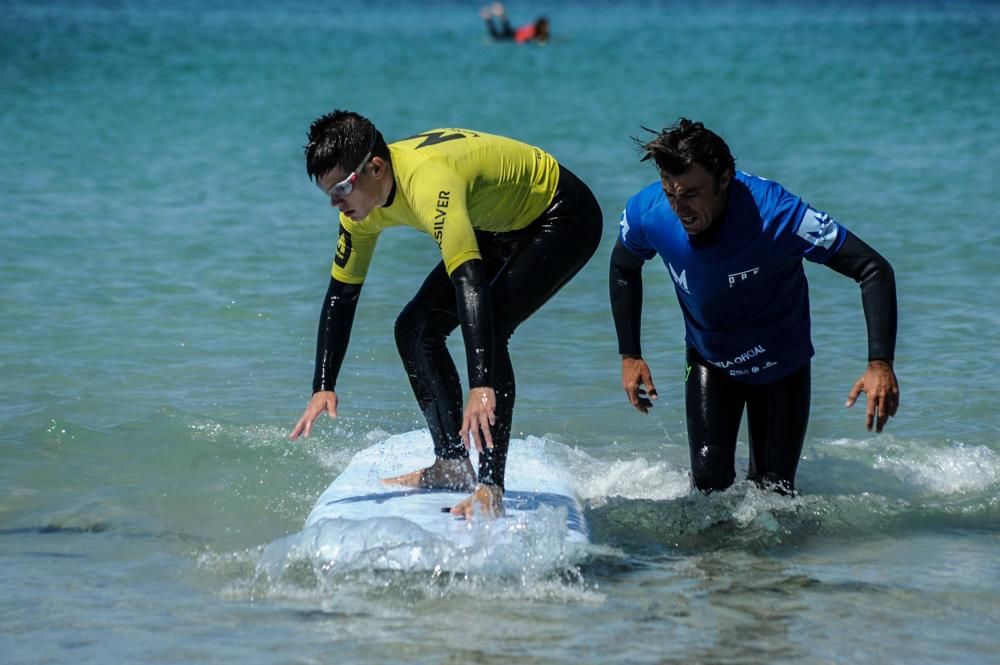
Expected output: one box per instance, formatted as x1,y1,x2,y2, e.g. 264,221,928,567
259,431,589,576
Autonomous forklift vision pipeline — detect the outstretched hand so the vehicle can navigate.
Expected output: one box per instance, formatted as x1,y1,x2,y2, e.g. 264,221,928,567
289,390,338,440
460,386,496,452
621,356,658,413
846,360,900,432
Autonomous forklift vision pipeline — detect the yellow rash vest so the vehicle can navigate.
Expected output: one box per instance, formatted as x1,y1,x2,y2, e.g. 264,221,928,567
330,128,560,284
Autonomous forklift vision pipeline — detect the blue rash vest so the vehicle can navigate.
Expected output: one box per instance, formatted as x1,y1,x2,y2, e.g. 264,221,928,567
618,171,847,385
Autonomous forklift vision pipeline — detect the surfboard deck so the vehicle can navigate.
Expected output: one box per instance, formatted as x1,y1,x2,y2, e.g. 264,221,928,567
258,432,590,576
304,431,590,547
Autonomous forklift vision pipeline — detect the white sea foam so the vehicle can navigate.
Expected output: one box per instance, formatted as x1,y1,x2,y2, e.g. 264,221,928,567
874,441,999,494
576,457,691,505
257,503,584,580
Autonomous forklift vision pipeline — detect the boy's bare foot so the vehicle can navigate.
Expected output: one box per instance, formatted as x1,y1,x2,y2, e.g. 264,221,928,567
449,484,504,520
382,457,476,491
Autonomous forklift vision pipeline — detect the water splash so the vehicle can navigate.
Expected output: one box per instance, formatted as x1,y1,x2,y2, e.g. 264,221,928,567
873,440,998,494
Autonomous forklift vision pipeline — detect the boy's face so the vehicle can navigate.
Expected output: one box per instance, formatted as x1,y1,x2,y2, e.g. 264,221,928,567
317,154,381,222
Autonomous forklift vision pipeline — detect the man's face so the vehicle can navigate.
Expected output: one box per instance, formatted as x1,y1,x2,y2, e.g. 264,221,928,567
660,163,731,235
316,159,380,222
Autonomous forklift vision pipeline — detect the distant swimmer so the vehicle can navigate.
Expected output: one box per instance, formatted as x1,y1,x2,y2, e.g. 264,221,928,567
609,118,900,495
289,111,602,519
480,2,550,45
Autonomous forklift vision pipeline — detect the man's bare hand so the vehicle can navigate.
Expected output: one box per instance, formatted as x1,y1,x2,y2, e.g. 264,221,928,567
621,356,658,413
846,360,900,433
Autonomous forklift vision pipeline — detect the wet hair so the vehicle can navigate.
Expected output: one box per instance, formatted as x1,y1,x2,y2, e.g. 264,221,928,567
636,118,735,181
304,110,390,182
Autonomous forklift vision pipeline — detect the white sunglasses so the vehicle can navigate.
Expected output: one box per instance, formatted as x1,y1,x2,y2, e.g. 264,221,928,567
321,135,376,199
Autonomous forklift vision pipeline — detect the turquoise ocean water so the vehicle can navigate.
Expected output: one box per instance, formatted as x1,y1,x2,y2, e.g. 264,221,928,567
2,1,998,662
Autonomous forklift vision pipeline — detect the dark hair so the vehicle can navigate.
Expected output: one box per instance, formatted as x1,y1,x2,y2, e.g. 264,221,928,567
636,118,735,181
304,110,390,182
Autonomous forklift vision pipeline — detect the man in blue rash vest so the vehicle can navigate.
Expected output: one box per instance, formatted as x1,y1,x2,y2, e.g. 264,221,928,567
289,111,603,518
609,118,900,494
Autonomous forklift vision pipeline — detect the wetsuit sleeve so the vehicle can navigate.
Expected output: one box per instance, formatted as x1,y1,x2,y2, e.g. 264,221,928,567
825,231,897,362
312,276,363,393
450,259,494,388
609,238,646,357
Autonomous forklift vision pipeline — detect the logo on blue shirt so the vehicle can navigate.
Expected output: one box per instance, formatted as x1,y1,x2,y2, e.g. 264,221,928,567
796,209,838,249
728,267,760,287
668,262,689,294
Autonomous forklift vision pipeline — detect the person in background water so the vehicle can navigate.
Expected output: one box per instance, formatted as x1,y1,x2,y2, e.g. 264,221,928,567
609,118,900,495
480,2,550,45
289,111,602,518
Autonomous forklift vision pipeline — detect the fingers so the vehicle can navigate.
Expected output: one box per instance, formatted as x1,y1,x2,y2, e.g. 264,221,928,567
874,399,888,433
848,370,901,432
459,419,472,451
470,420,484,453
450,501,474,520
873,388,899,432
479,410,494,450
461,416,484,452
888,391,900,417
461,413,494,452
886,382,901,417
461,389,496,452
622,374,647,412
872,389,889,432
625,384,653,413
623,383,641,411
641,367,658,403
289,412,314,440
289,395,337,441
460,414,483,453
845,377,864,408
622,359,656,414
846,377,877,431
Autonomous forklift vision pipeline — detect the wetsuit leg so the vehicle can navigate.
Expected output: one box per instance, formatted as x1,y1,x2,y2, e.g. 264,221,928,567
745,361,811,494
685,348,747,493
396,166,602,486
473,165,603,488
394,263,466,460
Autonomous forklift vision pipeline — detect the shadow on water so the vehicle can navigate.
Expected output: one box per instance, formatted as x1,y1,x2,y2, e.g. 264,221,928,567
585,492,808,558
0,522,203,546
0,522,207,563
798,453,914,497
0,523,113,536
581,473,1000,566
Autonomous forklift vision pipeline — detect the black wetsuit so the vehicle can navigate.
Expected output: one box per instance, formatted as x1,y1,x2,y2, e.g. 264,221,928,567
484,15,515,40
